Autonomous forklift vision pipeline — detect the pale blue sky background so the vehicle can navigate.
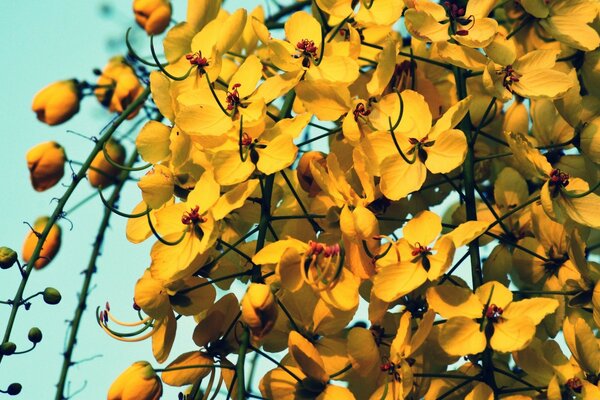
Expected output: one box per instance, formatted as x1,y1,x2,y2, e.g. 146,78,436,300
0,1,266,398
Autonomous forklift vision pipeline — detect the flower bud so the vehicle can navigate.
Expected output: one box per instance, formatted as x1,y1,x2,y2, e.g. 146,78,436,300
26,141,66,192
108,361,163,400
296,151,326,197
0,342,16,356
6,383,21,396
133,0,172,35
88,139,126,188
31,80,80,125
0,247,17,269
241,283,278,342
28,327,43,344
22,217,61,270
42,287,62,305
95,57,144,119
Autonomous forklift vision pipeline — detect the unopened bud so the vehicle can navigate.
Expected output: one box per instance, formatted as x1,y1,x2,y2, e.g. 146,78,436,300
0,247,17,269
31,80,80,126
22,216,61,270
42,287,62,305
0,342,17,356
133,0,172,35
6,383,22,396
241,283,278,342
108,361,163,400
28,327,43,344
95,57,144,118
88,139,126,188
26,141,66,192
296,151,326,197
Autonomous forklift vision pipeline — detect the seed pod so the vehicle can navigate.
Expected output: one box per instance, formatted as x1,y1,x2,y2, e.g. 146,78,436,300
42,287,62,305
0,247,17,269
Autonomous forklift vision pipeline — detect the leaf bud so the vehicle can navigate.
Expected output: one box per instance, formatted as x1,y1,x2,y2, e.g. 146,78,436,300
22,216,61,270
27,327,43,344
31,80,80,126
26,141,66,192
0,247,17,269
0,342,16,356
42,287,62,305
6,383,22,396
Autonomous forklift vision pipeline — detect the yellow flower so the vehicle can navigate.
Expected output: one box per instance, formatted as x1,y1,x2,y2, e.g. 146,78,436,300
137,165,174,210
31,80,80,126
88,138,126,188
427,281,558,355
483,49,573,101
296,151,327,197
107,361,162,400
210,113,311,186
22,216,61,270
241,283,278,342
368,90,471,200
404,0,498,48
133,0,171,35
149,172,258,284
26,141,66,192
373,210,456,303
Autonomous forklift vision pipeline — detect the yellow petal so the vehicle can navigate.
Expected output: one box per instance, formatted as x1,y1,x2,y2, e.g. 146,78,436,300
136,121,171,163
490,317,535,353
426,285,483,319
161,351,213,386
277,247,304,292
373,261,428,303
403,210,441,247
212,150,255,186
445,220,489,248
216,9,247,53
425,129,468,174
379,154,427,200
347,327,379,377
288,331,329,383
152,313,176,363
256,134,298,175
503,298,559,325
367,40,397,97
285,11,322,49
211,179,259,221
475,281,513,309
429,96,472,140
295,80,352,121
439,317,487,356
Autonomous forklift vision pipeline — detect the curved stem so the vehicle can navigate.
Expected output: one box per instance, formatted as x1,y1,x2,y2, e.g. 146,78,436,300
561,179,600,199
98,189,151,218
389,117,417,165
149,35,194,81
204,71,232,117
146,207,187,246
102,141,152,172
0,86,151,367
125,27,161,67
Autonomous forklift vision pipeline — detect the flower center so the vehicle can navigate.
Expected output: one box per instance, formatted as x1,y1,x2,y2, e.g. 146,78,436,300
566,377,583,393
186,51,209,69
226,83,242,111
294,39,319,68
380,359,401,381
301,241,343,290
352,103,371,122
181,206,206,225
485,304,503,322
498,65,521,90
443,0,475,36
549,168,569,188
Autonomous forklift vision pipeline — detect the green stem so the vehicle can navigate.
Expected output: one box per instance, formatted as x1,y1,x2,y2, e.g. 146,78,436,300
279,170,322,233
0,86,150,367
236,327,250,400
155,364,235,373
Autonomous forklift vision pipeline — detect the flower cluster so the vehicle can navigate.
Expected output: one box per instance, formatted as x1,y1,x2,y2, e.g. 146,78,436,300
9,0,600,399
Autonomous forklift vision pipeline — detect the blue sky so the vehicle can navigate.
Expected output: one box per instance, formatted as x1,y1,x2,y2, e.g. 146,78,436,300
0,0,266,398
